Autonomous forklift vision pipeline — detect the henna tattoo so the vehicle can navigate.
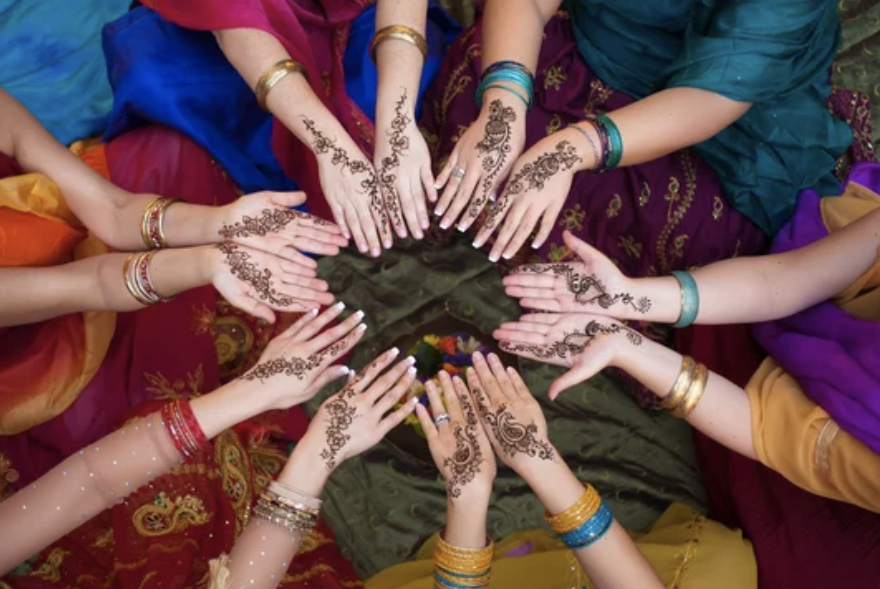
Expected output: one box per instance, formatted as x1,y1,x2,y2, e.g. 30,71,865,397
377,91,411,229
485,140,581,228
471,387,555,461
500,320,643,360
319,383,359,470
443,394,484,499
218,243,296,308
302,117,388,235
470,100,517,218
241,325,351,383
219,208,332,240
513,264,651,313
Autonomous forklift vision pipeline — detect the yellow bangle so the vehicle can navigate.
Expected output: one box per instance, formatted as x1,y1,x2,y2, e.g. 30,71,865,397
369,25,428,65
661,355,696,411
544,483,602,535
672,362,709,419
255,59,308,111
434,532,493,573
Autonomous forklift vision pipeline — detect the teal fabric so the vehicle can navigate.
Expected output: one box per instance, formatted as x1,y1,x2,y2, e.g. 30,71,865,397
0,0,130,146
565,0,853,235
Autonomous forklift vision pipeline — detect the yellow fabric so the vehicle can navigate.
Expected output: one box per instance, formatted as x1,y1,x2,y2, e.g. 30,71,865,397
365,504,756,589
746,180,880,513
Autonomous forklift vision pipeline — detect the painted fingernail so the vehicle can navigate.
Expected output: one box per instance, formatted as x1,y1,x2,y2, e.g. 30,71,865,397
357,242,367,253
335,301,346,311
435,208,445,217
472,240,483,249
354,310,365,320
340,366,351,375
503,251,514,260
358,323,368,331
531,241,540,249
388,347,400,358
488,254,499,262
407,367,417,377
405,355,416,366
414,230,424,240
411,397,421,405
371,247,381,258
439,220,450,230
457,224,467,232
309,308,319,316
473,351,485,361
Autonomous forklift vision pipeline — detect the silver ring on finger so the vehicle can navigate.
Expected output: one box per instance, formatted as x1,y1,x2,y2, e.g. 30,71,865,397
434,413,451,427
451,167,466,179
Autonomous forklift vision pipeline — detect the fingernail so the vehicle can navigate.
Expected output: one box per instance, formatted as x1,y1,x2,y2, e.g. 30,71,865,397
340,366,351,374
309,308,319,316
335,301,346,311
371,247,381,258
421,219,429,230
457,224,467,232
385,239,394,248
488,254,499,262
358,243,367,253
405,355,416,366
439,220,449,230
472,240,483,249
411,397,421,405
435,208,445,217
388,347,399,358
473,351,484,361
358,323,368,331
414,231,424,240
396,230,405,239
354,310,365,320
531,241,540,249
503,251,513,260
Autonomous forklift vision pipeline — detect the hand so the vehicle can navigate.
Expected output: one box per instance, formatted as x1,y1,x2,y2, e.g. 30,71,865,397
218,191,349,266
503,231,652,318
474,135,583,261
464,352,557,478
301,117,391,258
434,96,526,232
238,304,367,410
307,348,419,470
374,90,436,240
415,371,496,501
494,312,644,399
207,243,334,323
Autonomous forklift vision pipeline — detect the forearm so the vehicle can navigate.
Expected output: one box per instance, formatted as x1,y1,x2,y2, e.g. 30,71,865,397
444,498,490,549
616,338,756,459
375,0,429,103
572,87,751,173
622,207,880,324
481,0,560,74
523,459,663,589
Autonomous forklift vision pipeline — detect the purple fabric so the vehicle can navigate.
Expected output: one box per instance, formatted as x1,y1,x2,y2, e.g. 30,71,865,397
752,162,880,455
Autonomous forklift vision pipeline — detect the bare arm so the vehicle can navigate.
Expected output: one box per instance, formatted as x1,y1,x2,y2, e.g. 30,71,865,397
374,0,429,102
0,88,224,249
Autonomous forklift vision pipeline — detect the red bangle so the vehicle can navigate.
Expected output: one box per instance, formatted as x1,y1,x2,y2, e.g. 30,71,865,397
176,399,211,455
160,400,210,460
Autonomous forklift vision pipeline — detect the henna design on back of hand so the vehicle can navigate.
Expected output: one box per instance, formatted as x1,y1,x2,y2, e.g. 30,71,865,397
302,117,389,236
240,334,350,383
219,208,332,240
218,243,295,307
469,99,517,218
319,382,359,470
485,140,581,228
471,387,555,462
377,91,411,229
500,320,643,360
513,263,651,314
444,393,484,498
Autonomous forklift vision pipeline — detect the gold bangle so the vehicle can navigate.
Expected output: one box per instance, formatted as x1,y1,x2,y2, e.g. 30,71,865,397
255,59,308,111
154,198,179,249
123,254,154,306
140,197,164,249
369,25,428,65
673,362,708,418
661,356,696,411
544,483,602,535
434,532,493,573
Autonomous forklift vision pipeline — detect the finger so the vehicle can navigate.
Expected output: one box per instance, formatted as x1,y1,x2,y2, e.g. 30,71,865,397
361,196,387,256
457,186,495,233
434,149,459,191
328,200,352,241
437,371,464,423
278,259,321,279
493,330,549,348
274,282,335,305
304,309,366,355
383,182,409,240
473,193,513,250
506,366,532,400
521,298,562,312
378,396,419,437
302,364,353,399
451,376,478,420
400,181,424,240
366,355,417,405
279,308,320,340
493,320,550,335
504,285,558,301
268,190,308,209
343,203,370,255
489,202,528,262
435,162,465,218
502,209,540,260
422,165,438,205
294,224,349,245
548,364,599,400
234,290,276,324
424,380,449,422
486,353,517,397
278,273,329,293
471,351,512,403
440,163,481,230
520,313,562,325
289,239,341,257
289,301,345,342
498,340,569,369
532,206,559,250
415,403,439,441
562,230,603,267
373,363,418,414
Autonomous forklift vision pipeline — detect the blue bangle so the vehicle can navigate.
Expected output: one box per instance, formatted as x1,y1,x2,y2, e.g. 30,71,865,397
559,502,614,550
481,83,530,111
671,270,699,328
476,72,534,109
596,113,623,170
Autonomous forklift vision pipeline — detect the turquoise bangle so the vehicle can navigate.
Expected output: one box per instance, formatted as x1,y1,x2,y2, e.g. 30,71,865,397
596,113,623,170
671,270,699,328
481,83,530,111
476,69,534,110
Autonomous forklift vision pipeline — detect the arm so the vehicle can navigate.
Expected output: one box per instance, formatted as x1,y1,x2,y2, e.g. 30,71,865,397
374,0,429,108
0,88,224,249
0,307,365,574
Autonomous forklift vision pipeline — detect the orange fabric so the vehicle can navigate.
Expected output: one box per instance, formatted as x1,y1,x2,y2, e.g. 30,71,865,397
0,208,84,267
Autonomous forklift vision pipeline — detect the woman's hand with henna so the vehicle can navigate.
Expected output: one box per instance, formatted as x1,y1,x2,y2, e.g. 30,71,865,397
416,371,496,502
494,312,644,399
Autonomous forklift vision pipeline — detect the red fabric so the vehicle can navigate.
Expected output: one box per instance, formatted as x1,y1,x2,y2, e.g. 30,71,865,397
144,0,379,223
679,325,880,588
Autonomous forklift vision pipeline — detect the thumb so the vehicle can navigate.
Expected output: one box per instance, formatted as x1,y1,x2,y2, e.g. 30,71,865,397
547,361,602,400
562,230,604,267
234,292,276,324
270,190,308,208
296,365,352,407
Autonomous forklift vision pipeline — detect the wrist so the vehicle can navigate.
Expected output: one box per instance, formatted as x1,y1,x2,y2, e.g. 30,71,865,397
636,276,684,324
562,124,601,173
199,245,222,286
191,379,268,439
480,87,528,121
445,497,490,549
280,433,331,497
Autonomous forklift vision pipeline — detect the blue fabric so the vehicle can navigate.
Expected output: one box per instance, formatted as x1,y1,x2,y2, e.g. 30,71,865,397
102,3,459,195
565,0,851,235
0,0,130,146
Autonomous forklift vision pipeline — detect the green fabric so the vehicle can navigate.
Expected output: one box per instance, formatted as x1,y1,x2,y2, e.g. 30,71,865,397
833,0,880,145
311,236,707,579
565,0,852,235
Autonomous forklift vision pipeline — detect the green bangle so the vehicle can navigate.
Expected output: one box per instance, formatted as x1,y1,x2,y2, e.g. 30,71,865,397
597,113,623,170
481,83,530,111
671,270,699,329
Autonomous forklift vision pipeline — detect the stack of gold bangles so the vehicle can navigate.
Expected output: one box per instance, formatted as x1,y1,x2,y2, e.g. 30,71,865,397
433,533,494,588
369,25,428,65
123,251,174,306
253,481,322,536
255,59,309,111
141,197,180,250
545,483,613,550
661,355,709,418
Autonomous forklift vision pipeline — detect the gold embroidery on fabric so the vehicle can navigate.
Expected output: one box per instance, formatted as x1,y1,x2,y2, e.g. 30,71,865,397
584,79,613,116
299,530,334,554
170,462,220,480
712,196,724,221
31,548,70,581
145,365,205,401
214,315,256,367
543,66,567,91
193,304,216,337
815,420,841,476
215,431,252,534
248,438,287,495
93,528,114,549
664,177,681,220
618,235,643,260
1,581,13,589
548,243,575,262
133,492,210,537
667,513,706,588
545,114,562,135
137,571,158,589
450,124,470,146
559,204,585,231
0,451,19,502
672,235,689,262
656,151,697,274
639,182,651,207
607,194,622,218
437,43,480,133
282,564,362,584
